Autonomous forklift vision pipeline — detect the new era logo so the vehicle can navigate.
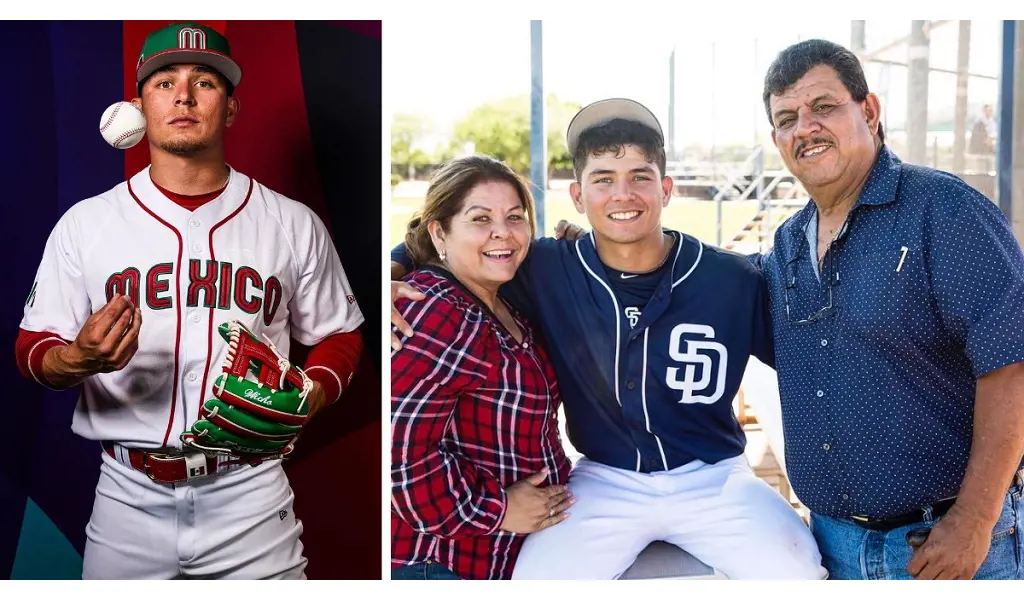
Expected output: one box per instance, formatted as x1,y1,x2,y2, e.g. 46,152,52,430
279,510,288,521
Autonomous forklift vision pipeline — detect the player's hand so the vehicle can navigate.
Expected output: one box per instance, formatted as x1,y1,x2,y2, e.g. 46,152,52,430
62,293,143,375
906,505,993,579
499,468,574,534
391,281,425,351
554,219,585,241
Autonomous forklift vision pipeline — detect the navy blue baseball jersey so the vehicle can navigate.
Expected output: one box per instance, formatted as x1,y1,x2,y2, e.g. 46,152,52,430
395,230,774,473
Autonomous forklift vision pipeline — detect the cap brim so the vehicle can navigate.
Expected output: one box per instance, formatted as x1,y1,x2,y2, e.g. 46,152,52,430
566,98,663,155
137,49,242,88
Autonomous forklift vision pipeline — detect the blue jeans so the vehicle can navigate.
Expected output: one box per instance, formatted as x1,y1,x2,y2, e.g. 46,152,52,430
810,479,1022,580
391,562,461,580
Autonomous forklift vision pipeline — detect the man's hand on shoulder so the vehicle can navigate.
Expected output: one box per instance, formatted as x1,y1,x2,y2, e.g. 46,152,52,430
554,219,586,241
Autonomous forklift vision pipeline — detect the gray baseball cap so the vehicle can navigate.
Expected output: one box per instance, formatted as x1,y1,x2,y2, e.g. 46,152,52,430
566,98,664,155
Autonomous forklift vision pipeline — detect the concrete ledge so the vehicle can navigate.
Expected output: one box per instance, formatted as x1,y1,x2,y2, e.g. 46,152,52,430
618,542,725,580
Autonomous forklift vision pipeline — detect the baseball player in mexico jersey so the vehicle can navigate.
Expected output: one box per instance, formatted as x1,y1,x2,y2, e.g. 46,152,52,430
392,99,824,579
14,23,364,579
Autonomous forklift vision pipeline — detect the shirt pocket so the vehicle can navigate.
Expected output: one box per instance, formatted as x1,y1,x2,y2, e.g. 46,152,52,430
841,245,936,341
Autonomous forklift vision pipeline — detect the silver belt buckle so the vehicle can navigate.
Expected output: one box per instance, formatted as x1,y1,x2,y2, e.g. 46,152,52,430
184,452,210,481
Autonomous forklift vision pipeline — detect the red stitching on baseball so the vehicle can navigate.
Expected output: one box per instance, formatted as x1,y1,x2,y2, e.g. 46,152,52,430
114,127,145,147
100,103,122,133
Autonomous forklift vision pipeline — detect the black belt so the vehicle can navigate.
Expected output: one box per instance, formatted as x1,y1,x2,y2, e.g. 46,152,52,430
849,468,1024,532
849,497,957,531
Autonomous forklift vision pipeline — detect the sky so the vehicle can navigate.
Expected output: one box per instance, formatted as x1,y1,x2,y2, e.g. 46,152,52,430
386,19,1004,148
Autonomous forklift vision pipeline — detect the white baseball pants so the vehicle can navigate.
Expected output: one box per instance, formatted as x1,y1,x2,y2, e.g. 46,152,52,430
82,451,307,579
511,455,826,580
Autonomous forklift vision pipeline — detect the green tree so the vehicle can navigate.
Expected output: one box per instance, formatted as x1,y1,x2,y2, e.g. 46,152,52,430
546,97,580,175
449,95,581,175
391,113,434,178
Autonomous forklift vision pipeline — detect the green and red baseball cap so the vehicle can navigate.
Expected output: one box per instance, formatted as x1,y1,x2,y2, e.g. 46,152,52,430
135,22,242,94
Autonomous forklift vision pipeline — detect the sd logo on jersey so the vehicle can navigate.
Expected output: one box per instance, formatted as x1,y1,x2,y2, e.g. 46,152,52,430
665,324,728,404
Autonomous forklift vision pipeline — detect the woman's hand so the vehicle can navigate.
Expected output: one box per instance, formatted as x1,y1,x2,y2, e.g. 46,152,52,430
499,468,575,534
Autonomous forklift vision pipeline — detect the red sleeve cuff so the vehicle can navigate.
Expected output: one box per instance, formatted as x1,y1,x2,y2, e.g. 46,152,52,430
305,365,343,405
303,330,363,405
15,329,69,388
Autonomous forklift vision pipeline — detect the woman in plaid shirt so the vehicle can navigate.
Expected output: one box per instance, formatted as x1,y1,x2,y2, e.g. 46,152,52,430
390,156,573,580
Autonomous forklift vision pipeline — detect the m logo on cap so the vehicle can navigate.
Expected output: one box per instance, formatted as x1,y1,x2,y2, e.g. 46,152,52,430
178,27,207,50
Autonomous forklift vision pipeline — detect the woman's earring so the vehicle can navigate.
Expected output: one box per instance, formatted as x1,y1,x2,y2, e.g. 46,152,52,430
438,248,446,261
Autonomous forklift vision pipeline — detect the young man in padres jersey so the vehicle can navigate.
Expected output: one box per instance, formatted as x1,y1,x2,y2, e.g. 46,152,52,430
390,99,823,579
15,23,364,579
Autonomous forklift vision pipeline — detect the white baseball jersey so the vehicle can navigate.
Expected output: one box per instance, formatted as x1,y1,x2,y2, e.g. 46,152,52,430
21,166,364,450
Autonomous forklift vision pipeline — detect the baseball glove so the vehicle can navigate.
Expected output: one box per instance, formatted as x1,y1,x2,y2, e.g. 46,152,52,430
180,320,313,460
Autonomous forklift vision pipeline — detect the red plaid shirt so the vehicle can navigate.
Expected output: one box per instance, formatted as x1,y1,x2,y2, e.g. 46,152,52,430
391,268,571,580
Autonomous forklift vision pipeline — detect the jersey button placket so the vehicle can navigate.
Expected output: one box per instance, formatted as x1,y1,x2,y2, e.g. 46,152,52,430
183,219,208,426
188,222,204,257
622,353,648,465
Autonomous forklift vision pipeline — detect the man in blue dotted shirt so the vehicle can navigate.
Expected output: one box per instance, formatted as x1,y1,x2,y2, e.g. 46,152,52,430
759,39,1024,580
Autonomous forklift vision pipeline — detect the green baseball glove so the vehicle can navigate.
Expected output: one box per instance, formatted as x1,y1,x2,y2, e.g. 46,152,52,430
181,320,312,460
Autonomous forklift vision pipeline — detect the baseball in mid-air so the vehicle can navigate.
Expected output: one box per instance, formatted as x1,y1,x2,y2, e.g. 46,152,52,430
99,101,146,150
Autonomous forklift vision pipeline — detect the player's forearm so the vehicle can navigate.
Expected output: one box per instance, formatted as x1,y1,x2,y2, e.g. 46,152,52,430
40,345,92,390
955,362,1024,525
391,261,407,280
390,242,413,279
304,330,363,406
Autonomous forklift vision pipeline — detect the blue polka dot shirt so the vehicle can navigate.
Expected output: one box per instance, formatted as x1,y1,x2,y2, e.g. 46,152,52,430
759,145,1024,519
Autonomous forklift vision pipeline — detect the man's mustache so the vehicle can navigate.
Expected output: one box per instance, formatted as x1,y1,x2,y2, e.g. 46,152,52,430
795,137,834,158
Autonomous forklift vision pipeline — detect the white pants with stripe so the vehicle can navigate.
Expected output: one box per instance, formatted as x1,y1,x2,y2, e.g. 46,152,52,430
511,455,826,580
83,450,307,579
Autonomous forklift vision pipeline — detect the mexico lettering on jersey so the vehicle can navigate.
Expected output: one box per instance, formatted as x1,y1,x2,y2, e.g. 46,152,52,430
20,167,364,449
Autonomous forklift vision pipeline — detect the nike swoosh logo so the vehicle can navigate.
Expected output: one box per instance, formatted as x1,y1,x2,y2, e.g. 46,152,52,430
620,273,638,279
